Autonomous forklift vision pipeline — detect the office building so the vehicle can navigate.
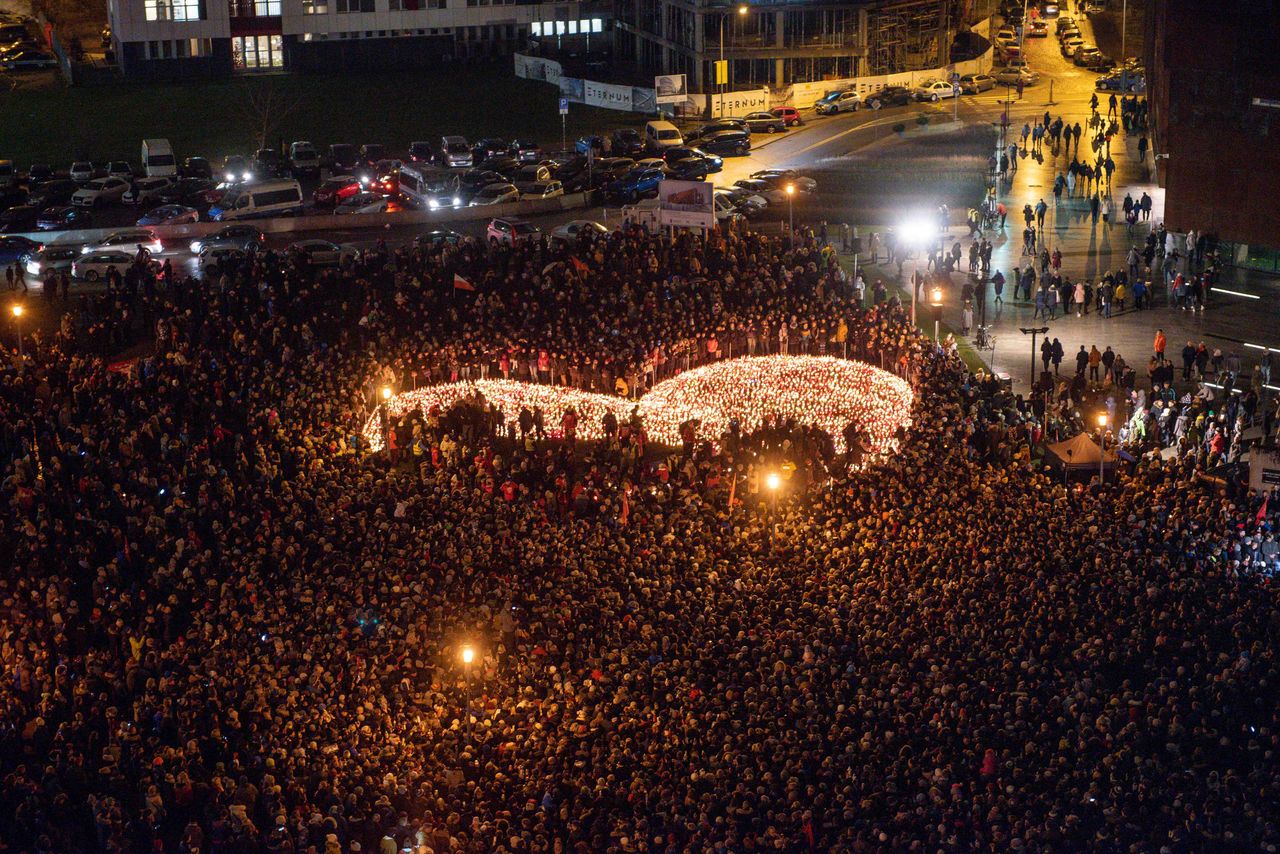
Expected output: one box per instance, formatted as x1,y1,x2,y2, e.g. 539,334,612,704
108,0,606,78
1145,0,1280,272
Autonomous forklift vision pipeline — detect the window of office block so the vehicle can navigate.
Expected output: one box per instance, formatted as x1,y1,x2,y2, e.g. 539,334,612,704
144,0,206,21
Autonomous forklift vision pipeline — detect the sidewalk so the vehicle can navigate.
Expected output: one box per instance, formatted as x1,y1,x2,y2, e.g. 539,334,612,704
907,88,1279,396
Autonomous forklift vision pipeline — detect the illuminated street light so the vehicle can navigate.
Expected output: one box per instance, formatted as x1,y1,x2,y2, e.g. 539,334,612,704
461,645,475,664
766,471,781,491
929,286,944,342
785,183,795,237
460,644,475,750
381,385,392,400
717,4,749,118
898,218,935,326
10,303,23,358
1097,413,1108,485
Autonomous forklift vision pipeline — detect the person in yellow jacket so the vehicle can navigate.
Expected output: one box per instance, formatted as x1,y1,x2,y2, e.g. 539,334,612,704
615,375,629,398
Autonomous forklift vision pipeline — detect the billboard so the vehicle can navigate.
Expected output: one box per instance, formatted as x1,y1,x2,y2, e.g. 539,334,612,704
654,73,688,104
659,180,714,229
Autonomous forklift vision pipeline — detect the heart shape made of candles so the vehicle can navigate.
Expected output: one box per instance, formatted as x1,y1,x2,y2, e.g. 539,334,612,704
364,355,914,455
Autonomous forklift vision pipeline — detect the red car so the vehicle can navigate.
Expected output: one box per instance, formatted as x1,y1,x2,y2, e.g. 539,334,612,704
313,175,361,208
771,106,804,127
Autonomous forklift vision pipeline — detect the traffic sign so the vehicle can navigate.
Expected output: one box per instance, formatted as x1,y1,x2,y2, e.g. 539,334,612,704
559,97,569,115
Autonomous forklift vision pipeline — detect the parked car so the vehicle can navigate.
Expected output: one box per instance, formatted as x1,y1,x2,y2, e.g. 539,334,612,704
107,161,132,179
24,244,79,278
459,169,508,198
26,163,52,187
339,194,405,215
750,169,817,193
122,177,174,206
814,90,861,115
222,155,251,183
197,245,246,274
1,49,56,69
71,176,130,208
520,181,564,201
591,157,637,186
550,220,608,243
959,73,997,94
731,178,791,205
27,179,77,208
914,79,959,101
863,86,913,109
157,178,217,207
136,204,199,226
1061,34,1085,56
739,111,787,133
283,142,317,176
512,165,553,194
607,167,664,202
1073,45,1102,65
1097,72,1145,92
994,27,1017,47
698,129,751,156
0,186,26,210
335,191,385,214
668,158,712,181
439,136,472,168
189,225,265,255
0,205,37,232
687,119,748,142
1042,2,1060,15
714,187,767,218
72,250,133,281
253,148,284,178
328,144,359,173
288,239,357,266
470,138,509,165
771,106,803,126
661,146,721,173
1028,19,1048,36
412,229,465,249
486,218,541,246
0,235,42,264
468,182,520,207
993,66,1040,86
69,161,94,183
181,156,213,180
407,141,435,164
609,129,644,157
36,206,92,231
81,228,162,256
312,175,360,208
475,155,520,177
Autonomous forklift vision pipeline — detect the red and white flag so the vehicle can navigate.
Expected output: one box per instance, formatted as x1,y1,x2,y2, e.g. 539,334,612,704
453,274,475,291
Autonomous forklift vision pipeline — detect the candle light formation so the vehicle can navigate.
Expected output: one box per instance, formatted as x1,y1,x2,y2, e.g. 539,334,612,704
364,356,915,455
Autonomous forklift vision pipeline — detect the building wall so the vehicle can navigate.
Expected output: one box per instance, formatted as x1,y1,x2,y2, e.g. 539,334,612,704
1146,0,1280,248
118,37,235,77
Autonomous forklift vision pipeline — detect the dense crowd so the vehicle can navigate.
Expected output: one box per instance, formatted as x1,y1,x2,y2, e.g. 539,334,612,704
2,221,1279,854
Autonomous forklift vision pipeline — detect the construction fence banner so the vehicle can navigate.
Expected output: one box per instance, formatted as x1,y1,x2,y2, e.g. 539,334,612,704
683,88,770,117
654,74,688,104
513,53,563,86
584,80,635,111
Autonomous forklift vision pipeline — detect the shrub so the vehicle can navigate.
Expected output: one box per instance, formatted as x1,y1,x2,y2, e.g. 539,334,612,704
892,123,906,134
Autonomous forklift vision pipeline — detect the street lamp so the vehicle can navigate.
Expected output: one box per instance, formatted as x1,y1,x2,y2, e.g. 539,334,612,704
1018,326,1050,393
717,4,749,118
381,385,392,401
1096,412,1108,485
765,471,780,491
785,183,795,237
10,303,23,358
460,645,475,746
930,286,944,342
899,218,935,326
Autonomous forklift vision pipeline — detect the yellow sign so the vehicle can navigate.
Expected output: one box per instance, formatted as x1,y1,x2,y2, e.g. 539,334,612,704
714,59,728,86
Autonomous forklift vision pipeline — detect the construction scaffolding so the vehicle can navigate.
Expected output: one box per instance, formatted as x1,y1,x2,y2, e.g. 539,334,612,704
866,0,950,76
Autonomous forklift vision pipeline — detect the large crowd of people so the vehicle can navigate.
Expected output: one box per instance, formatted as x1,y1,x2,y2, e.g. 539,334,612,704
2,220,1279,854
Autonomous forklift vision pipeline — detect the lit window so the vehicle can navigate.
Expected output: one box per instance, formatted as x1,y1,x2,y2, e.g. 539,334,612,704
302,0,328,13
144,0,206,21
592,18,603,32
531,21,541,36
554,20,565,35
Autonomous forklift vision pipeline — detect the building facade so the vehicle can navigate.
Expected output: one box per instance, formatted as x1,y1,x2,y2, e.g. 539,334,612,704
1144,0,1280,271
612,0,958,90
107,0,606,78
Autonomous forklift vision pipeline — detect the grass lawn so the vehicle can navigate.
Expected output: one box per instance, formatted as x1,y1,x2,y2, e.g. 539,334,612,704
0,66,637,167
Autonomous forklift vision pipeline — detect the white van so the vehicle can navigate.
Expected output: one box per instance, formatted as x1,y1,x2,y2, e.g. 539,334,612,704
288,141,321,176
644,120,683,152
141,139,177,177
208,179,304,221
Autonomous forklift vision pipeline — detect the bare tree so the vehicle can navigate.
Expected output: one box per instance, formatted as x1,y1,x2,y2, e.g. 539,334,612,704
237,78,303,152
